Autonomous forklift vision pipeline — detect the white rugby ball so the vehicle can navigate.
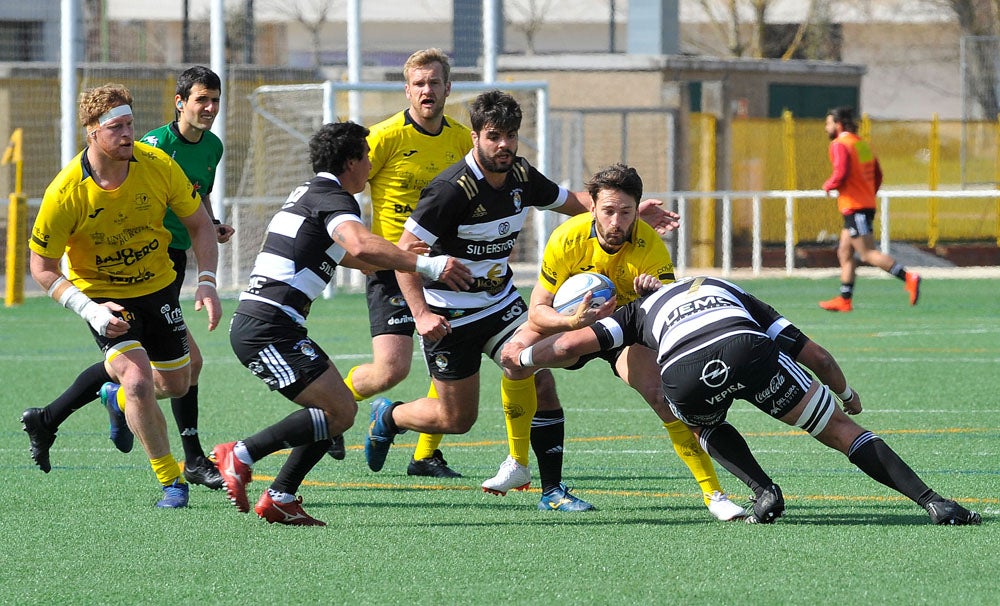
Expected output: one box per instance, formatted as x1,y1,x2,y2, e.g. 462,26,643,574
552,272,616,316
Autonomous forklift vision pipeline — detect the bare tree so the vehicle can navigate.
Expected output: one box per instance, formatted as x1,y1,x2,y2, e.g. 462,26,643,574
506,0,557,55
263,0,342,67
928,0,1000,117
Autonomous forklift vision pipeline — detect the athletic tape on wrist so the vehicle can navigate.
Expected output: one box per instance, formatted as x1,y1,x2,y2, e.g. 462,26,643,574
414,254,448,280
836,386,855,403
518,347,535,367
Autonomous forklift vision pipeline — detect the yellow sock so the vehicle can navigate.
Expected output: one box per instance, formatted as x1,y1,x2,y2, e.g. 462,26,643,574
664,420,722,505
343,366,366,402
501,375,537,466
116,385,126,413
150,453,184,486
413,382,445,460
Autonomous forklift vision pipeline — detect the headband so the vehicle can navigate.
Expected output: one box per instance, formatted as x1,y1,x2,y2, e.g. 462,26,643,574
97,104,133,126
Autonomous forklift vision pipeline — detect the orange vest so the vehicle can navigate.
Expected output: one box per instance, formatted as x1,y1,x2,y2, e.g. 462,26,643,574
830,132,879,214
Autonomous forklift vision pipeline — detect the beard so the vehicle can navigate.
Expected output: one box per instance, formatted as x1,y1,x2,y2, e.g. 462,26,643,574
596,221,630,250
475,143,514,173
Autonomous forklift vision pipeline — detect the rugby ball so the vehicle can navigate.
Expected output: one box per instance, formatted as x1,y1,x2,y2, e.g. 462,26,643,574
552,272,616,316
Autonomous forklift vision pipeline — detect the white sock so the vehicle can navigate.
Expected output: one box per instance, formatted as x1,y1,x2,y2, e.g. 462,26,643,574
234,441,255,466
268,488,295,504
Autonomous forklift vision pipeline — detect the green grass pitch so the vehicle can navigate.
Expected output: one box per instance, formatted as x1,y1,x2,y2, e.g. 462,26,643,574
1,276,997,604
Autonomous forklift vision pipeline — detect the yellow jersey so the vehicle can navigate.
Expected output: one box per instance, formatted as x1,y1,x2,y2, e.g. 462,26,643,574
539,213,675,306
367,110,472,243
30,141,201,298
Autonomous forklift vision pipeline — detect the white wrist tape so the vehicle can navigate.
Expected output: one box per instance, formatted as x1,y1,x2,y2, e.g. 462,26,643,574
414,254,449,280
54,280,116,336
518,346,535,367
836,386,855,403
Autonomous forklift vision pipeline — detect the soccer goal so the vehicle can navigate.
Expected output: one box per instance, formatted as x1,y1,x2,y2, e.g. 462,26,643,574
231,80,551,295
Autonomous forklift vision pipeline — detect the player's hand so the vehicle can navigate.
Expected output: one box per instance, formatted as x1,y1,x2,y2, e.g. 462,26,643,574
193,285,222,331
634,274,663,297
500,337,527,369
842,389,862,415
437,258,473,291
216,223,235,244
568,292,615,329
100,301,131,338
637,198,680,235
415,310,451,342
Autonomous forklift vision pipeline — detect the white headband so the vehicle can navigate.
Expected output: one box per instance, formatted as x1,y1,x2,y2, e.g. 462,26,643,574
97,104,133,126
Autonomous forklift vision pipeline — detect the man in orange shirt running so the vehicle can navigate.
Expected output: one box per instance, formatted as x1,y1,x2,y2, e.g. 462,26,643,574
818,106,920,312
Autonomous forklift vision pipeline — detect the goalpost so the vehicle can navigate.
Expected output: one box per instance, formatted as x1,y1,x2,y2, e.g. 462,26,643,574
230,80,550,295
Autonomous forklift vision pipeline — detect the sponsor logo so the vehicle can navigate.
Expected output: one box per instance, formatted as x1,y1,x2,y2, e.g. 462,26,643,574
700,359,730,388
471,204,487,218
389,295,407,307
318,260,335,278
387,315,414,326
248,360,265,376
402,149,418,157
295,339,319,360
465,237,516,256
88,207,105,219
142,135,159,147
134,193,151,211
159,302,184,326
704,382,746,406
754,373,787,404
107,270,156,285
498,221,510,236
96,239,161,268
393,203,414,214
102,225,153,248
665,295,738,328
501,300,525,322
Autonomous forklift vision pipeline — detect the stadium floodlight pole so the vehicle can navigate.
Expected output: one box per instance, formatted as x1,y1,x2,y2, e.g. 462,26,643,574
483,0,498,83
60,0,79,167
347,0,362,125
211,0,229,286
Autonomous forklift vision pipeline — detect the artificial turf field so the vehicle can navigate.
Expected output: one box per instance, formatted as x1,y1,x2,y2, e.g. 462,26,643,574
1,275,997,605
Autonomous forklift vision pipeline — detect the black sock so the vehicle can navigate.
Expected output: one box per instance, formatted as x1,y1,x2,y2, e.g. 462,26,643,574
699,422,773,497
847,431,940,506
171,384,205,461
272,439,331,495
44,362,112,429
530,408,565,494
243,408,330,462
839,283,854,299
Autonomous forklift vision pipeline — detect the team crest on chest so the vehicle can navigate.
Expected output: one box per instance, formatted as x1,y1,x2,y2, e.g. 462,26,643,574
511,189,523,213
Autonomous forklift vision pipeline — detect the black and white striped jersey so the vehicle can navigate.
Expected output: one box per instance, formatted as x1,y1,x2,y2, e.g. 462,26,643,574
403,150,568,310
594,276,808,369
236,172,362,325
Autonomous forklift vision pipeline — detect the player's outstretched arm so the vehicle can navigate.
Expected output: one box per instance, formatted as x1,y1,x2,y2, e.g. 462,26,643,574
180,205,222,331
795,339,862,415
502,326,602,370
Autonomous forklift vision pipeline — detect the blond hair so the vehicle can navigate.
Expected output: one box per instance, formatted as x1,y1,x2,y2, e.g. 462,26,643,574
78,83,133,128
403,48,452,84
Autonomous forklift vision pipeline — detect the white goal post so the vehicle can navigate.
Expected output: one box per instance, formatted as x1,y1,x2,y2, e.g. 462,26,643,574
229,80,550,295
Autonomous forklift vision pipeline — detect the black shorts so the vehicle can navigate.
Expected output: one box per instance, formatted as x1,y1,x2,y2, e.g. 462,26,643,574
661,331,812,427
366,270,415,338
843,209,876,237
421,293,528,381
229,311,331,400
168,246,188,295
91,286,189,370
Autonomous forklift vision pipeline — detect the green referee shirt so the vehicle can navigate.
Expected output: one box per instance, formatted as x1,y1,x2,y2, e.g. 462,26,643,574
140,121,224,250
